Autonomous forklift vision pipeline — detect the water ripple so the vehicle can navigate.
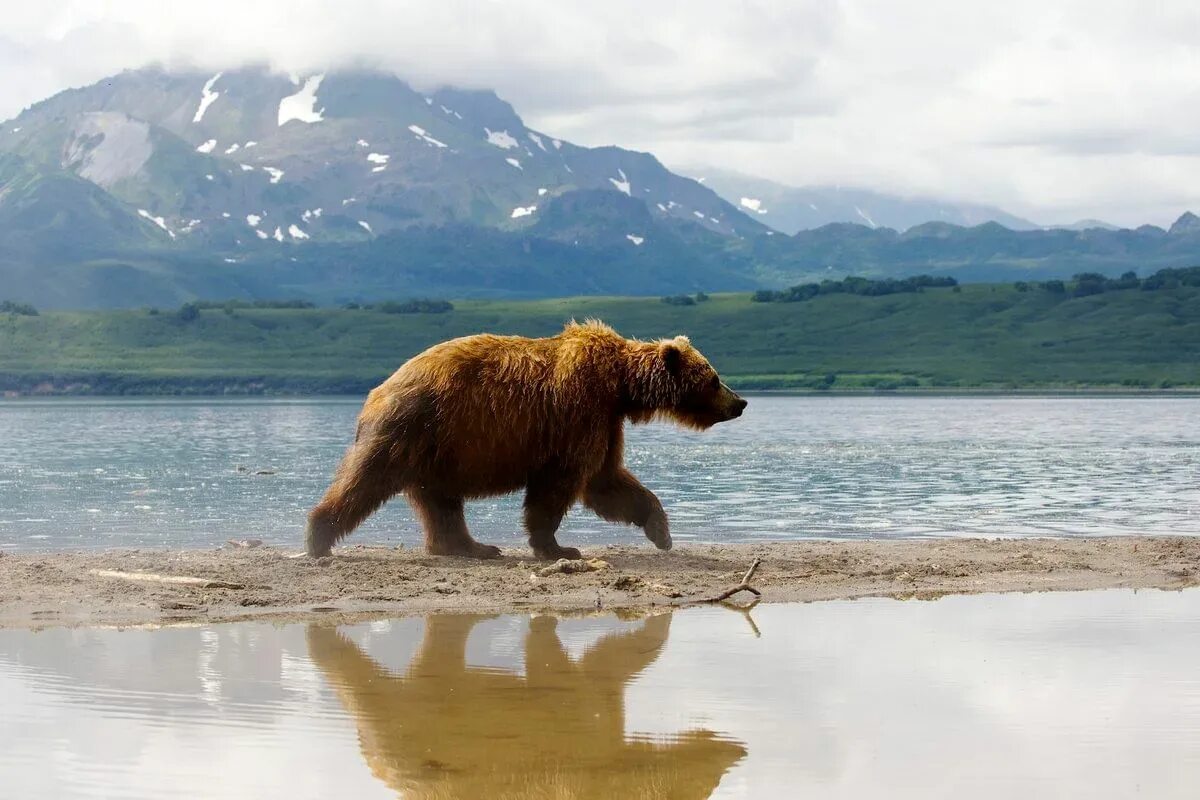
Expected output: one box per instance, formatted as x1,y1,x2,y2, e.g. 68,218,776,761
0,396,1197,550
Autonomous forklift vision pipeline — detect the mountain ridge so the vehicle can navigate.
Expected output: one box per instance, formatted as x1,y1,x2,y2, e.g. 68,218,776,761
1,66,1199,309
689,167,1041,234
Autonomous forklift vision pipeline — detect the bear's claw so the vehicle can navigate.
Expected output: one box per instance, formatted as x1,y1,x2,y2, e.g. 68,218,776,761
429,541,503,559
645,513,672,551
531,544,583,561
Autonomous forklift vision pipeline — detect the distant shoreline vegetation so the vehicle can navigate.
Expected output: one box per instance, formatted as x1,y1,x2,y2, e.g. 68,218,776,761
752,275,959,303
751,266,1200,305
0,300,39,316
163,298,455,320
2,280,1199,395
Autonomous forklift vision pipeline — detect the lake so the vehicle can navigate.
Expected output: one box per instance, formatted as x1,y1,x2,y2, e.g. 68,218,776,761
0,396,1198,552
2,589,1198,798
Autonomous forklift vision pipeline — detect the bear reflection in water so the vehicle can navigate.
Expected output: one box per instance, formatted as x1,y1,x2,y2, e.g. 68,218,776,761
307,613,746,799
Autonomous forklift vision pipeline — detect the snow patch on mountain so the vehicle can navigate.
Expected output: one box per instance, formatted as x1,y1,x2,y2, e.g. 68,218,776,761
537,188,548,196
263,167,284,184
246,214,262,227
485,128,519,149
137,209,175,238
288,224,309,240
358,220,372,233
367,153,389,172
408,125,447,148
301,208,322,223
278,75,325,126
272,227,284,242
608,169,631,196
224,143,240,155
506,157,522,170
196,139,216,154
854,205,877,228
357,139,369,148
192,73,222,123
740,197,767,214
511,205,537,219
528,132,547,151
626,234,644,246
255,229,268,240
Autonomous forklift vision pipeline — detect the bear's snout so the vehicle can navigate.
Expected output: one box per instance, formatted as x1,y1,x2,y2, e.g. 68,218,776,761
716,384,747,421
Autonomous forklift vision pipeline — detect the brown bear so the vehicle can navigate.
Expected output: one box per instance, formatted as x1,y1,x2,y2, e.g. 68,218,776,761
305,320,746,559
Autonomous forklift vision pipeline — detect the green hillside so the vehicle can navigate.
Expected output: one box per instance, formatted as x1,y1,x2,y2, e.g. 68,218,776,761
2,280,1198,394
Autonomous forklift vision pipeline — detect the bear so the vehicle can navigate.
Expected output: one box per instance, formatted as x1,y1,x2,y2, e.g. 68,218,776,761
305,319,747,560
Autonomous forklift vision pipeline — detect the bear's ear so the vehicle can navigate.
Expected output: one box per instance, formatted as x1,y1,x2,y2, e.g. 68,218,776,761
660,341,683,375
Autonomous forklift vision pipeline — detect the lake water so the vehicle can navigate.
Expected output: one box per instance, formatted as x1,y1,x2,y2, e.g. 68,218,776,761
0,396,1197,552
1,589,1198,798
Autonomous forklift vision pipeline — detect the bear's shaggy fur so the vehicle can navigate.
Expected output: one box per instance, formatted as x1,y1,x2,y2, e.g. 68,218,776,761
305,320,746,559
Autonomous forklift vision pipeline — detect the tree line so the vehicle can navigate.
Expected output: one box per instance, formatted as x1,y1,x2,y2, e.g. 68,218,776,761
0,300,38,315
752,275,958,303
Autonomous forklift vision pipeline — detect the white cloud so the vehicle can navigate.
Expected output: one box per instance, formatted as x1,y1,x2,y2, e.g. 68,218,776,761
0,1,1196,224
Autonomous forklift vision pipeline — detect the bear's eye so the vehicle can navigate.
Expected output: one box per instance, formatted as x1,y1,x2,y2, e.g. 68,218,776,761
708,375,721,391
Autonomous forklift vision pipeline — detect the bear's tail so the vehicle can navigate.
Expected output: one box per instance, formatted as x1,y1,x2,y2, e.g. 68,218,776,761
306,438,399,557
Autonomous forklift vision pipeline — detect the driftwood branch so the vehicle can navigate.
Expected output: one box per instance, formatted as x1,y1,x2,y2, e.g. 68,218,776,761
88,569,244,590
701,558,762,604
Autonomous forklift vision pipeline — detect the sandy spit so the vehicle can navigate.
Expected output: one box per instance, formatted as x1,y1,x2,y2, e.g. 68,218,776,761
1,537,1197,629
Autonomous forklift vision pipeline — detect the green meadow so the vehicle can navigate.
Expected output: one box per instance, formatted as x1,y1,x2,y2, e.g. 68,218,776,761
2,282,1198,394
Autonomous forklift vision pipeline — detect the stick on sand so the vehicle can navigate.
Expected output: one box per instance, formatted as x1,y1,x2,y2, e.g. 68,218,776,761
702,558,762,603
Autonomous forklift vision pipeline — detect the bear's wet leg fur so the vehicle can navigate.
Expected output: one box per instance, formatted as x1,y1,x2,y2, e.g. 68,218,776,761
407,489,502,559
583,467,672,550
306,438,400,557
524,472,583,560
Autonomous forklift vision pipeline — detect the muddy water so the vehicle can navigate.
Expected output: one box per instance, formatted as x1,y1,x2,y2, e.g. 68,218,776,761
2,590,1199,798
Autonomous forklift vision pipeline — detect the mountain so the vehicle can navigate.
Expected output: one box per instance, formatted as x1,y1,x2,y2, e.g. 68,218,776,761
690,168,1040,234
1049,219,1120,232
1,66,1199,309
745,215,1200,285
0,67,761,251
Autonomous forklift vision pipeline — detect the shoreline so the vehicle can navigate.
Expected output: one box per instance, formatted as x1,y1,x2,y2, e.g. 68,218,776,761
1,537,1197,629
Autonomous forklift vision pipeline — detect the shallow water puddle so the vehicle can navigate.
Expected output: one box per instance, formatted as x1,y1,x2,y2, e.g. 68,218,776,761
2,589,1199,798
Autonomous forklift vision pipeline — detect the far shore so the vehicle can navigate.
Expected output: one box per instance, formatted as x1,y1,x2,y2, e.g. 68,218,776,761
1,537,1196,629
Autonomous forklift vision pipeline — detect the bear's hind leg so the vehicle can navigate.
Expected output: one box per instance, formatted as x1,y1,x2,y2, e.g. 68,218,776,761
583,467,672,551
407,490,501,559
524,474,582,561
306,440,399,557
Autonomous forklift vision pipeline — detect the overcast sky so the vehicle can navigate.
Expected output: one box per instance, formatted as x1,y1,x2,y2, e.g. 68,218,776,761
1,1,1197,226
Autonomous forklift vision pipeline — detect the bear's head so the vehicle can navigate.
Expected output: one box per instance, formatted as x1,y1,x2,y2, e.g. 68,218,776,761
628,335,747,430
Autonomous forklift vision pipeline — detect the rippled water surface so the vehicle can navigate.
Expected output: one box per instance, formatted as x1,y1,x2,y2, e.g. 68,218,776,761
2,590,1199,799
0,396,1197,551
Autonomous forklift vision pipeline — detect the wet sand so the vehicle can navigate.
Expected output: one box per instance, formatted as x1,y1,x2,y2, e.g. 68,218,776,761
1,537,1197,629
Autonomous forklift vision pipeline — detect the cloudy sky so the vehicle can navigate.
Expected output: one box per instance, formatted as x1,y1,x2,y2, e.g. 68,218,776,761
1,0,1197,226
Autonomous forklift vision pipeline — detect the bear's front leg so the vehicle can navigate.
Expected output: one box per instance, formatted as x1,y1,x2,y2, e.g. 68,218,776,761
583,467,672,551
524,473,583,561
